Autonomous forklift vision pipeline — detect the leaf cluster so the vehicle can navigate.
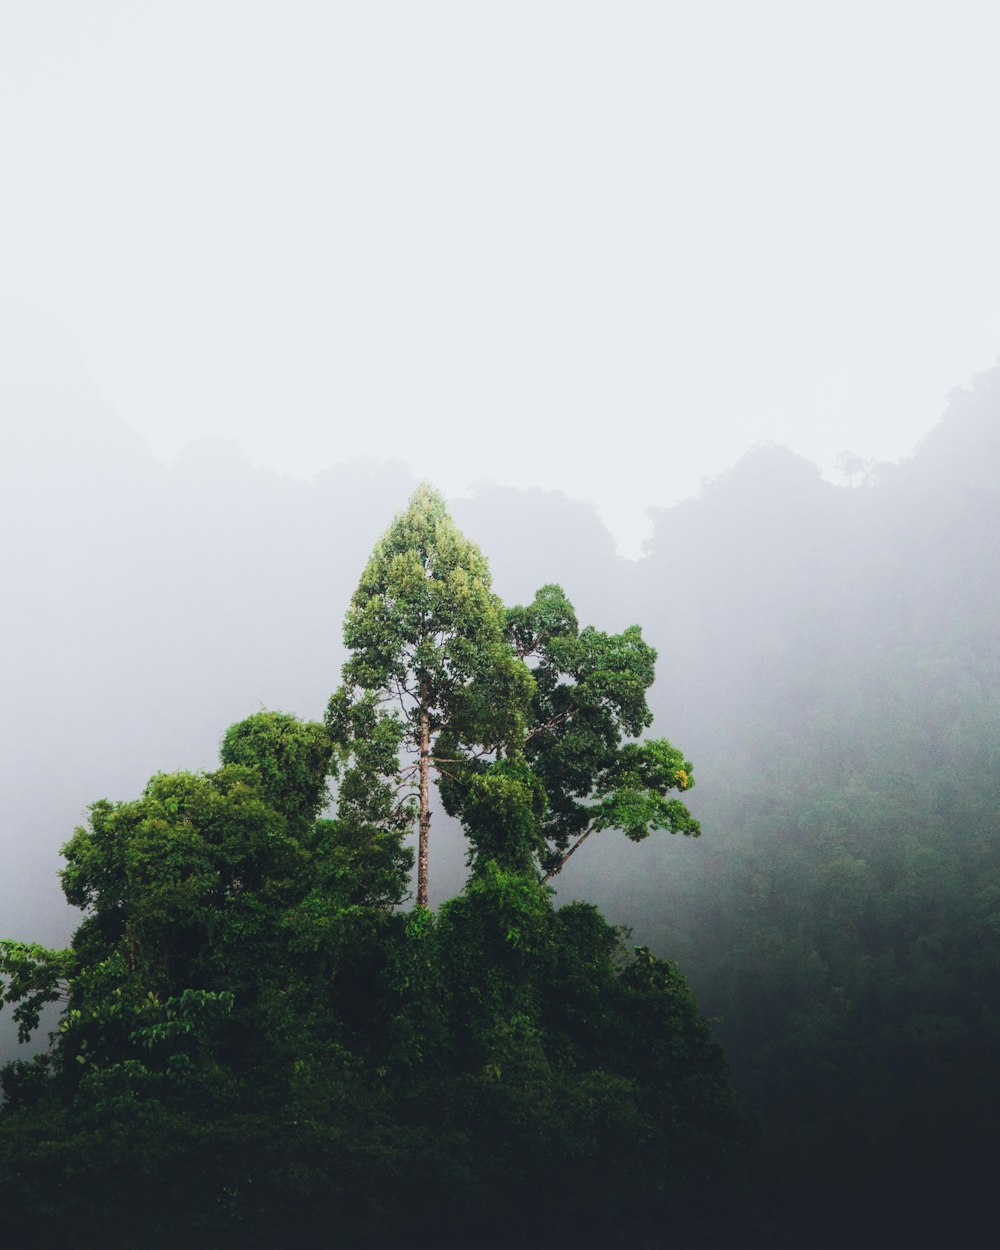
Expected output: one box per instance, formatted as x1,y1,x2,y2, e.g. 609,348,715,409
439,583,700,877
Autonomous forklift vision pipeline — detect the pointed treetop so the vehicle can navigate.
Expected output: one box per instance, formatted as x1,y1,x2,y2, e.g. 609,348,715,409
342,482,504,704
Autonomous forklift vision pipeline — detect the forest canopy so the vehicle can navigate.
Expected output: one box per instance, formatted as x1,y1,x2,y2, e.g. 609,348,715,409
0,486,754,1249
7,370,1000,1246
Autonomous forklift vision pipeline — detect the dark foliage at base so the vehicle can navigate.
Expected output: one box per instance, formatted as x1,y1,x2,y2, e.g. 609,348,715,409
0,715,765,1249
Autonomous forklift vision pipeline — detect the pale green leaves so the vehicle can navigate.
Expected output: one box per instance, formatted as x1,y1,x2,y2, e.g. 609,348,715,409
342,482,508,720
334,488,699,889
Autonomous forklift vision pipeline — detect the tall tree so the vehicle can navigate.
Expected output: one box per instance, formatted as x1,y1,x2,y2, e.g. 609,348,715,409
332,483,532,906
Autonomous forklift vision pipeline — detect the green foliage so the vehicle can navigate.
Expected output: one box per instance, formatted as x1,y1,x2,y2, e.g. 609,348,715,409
440,583,700,878
2,787,739,1249
338,483,533,751
0,489,744,1246
332,482,535,903
60,765,308,1001
516,585,700,873
460,759,548,874
341,483,506,702
219,711,332,830
326,688,415,834
358,862,762,1246
610,420,1000,1239
0,781,757,1247
0,942,74,1043
332,498,698,897
667,772,1000,1234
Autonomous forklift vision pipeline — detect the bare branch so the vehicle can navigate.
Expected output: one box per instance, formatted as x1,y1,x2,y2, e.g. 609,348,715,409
525,708,574,739
434,765,465,784
541,825,595,884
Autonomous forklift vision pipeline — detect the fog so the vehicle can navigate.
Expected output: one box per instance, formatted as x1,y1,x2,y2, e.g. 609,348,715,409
3,327,997,958
4,5,1000,1240
4,316,1000,1240
0,325,630,952
5,3,1000,552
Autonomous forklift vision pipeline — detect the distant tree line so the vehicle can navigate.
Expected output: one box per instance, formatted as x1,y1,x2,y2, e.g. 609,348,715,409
7,362,1000,1245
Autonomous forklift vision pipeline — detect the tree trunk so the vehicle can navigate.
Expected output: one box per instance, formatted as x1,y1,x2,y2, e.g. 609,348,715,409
417,704,431,907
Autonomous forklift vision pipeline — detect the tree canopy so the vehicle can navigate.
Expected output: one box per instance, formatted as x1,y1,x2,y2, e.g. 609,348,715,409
0,488,756,1248
333,482,533,905
333,487,699,900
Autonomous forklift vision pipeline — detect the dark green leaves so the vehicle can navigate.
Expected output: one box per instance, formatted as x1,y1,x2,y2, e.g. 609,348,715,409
0,942,75,1043
220,711,333,830
508,587,699,875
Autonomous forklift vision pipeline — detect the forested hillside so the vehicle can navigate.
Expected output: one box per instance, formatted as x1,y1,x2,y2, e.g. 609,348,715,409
0,487,760,1248
3,351,1000,1243
567,368,1000,1241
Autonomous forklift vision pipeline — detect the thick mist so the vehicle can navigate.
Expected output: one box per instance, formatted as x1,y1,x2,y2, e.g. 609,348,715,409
7,5,1000,554
4,346,1000,1240
6,6,1000,1242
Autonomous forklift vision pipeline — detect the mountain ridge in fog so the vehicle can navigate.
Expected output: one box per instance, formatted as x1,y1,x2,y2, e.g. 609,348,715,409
3,347,996,963
5,346,1000,1240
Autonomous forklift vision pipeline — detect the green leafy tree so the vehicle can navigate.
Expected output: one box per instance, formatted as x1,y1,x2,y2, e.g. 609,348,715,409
332,482,533,906
0,704,755,1249
0,493,754,1248
441,583,701,880
0,713,408,1079
338,498,698,891
375,865,763,1247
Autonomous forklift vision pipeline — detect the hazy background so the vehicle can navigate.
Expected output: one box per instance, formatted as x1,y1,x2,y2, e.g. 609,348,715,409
4,9,1000,1229
4,1,1000,552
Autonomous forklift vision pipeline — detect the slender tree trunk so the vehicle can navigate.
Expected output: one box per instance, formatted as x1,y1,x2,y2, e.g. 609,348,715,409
417,702,431,907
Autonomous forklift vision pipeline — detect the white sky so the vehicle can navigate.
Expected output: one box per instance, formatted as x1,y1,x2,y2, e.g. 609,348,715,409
3,0,1000,554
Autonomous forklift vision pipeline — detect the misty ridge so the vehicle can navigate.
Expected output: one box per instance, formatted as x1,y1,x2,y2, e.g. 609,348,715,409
3,342,1000,1243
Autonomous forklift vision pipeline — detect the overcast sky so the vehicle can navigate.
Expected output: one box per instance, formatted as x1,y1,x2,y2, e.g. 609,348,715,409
3,1,1000,553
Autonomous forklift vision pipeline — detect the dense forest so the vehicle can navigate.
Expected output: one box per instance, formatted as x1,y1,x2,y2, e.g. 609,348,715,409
0,486,760,1247
576,374,1000,1243
3,351,1000,1244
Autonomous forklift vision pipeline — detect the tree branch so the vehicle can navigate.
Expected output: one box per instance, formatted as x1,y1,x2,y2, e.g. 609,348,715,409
541,825,595,883
525,708,574,739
